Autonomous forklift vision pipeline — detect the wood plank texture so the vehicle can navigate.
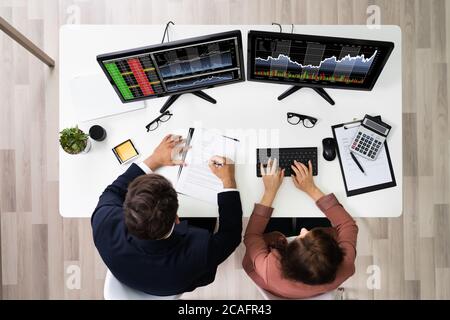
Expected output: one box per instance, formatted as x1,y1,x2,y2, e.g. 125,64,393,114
0,0,449,300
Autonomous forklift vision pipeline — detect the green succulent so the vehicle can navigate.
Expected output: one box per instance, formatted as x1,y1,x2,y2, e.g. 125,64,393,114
59,126,89,154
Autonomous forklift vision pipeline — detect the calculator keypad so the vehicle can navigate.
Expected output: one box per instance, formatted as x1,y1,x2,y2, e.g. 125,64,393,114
351,131,384,160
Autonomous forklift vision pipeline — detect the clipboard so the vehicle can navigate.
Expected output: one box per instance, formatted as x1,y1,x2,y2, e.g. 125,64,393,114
332,119,397,197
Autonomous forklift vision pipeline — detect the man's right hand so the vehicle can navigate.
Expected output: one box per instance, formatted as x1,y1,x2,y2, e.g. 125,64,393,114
208,156,236,189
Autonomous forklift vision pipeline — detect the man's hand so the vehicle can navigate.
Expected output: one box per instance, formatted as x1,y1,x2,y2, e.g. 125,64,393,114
208,156,236,188
144,134,188,171
263,231,287,250
291,160,325,201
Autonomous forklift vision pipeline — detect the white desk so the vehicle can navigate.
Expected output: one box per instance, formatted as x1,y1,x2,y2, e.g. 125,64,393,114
60,25,402,218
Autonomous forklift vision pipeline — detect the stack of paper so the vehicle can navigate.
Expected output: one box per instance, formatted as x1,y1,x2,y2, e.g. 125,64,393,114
176,128,239,204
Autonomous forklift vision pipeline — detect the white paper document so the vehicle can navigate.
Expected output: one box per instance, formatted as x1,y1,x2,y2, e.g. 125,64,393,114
70,74,144,122
334,125,394,192
176,128,239,204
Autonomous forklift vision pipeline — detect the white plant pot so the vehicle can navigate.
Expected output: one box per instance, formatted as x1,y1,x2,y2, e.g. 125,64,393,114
81,139,91,154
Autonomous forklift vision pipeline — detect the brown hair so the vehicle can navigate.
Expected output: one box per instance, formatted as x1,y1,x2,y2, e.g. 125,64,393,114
280,228,344,285
123,174,178,240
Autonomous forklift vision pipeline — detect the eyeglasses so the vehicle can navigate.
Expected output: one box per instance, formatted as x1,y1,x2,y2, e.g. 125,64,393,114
145,111,173,132
287,112,318,128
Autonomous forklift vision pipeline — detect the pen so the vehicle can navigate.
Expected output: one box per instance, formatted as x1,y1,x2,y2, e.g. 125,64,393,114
222,135,240,142
211,160,224,167
350,152,366,175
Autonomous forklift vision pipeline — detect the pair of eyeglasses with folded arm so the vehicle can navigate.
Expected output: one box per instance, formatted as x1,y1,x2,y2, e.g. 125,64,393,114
145,111,173,132
287,112,318,128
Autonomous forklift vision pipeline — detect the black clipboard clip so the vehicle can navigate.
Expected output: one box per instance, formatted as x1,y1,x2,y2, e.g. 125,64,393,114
343,115,385,130
343,119,362,130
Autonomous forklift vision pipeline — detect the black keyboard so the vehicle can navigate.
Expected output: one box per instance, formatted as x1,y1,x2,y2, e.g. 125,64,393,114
256,147,318,177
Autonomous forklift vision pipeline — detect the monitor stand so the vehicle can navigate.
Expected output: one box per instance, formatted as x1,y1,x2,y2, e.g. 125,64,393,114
277,86,335,106
159,90,217,113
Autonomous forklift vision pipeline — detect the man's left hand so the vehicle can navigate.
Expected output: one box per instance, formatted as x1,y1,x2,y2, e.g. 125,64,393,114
144,134,188,171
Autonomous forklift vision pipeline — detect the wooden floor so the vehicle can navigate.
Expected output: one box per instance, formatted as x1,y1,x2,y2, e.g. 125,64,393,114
0,0,449,300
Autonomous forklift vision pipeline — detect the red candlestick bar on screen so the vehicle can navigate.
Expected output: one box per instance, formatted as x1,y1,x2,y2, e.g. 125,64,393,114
127,58,154,95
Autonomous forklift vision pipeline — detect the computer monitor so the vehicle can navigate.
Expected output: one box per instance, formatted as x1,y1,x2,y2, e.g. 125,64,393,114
247,30,394,105
97,30,245,112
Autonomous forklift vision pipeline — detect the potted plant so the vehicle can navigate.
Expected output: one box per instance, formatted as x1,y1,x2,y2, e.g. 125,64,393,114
59,126,91,154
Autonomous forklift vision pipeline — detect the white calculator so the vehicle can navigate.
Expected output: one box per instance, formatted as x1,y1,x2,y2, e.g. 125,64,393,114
350,115,391,161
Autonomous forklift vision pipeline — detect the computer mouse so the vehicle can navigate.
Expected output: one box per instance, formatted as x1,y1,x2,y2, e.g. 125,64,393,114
322,138,337,161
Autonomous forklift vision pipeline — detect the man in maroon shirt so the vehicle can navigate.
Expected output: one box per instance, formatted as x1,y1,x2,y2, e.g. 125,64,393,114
243,159,359,299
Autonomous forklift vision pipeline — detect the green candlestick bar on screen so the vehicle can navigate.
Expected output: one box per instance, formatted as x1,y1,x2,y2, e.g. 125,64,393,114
104,62,134,100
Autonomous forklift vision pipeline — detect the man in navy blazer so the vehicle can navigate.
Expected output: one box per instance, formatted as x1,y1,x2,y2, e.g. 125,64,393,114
92,134,242,296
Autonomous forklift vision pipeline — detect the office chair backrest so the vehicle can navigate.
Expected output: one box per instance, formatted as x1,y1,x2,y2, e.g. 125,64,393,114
241,269,339,300
103,269,182,300
256,285,336,300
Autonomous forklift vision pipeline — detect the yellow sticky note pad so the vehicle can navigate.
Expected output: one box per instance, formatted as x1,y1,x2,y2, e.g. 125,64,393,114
112,139,139,164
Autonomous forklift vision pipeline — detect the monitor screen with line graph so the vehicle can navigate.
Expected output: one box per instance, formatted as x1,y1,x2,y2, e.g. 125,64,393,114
247,30,394,90
97,30,245,103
